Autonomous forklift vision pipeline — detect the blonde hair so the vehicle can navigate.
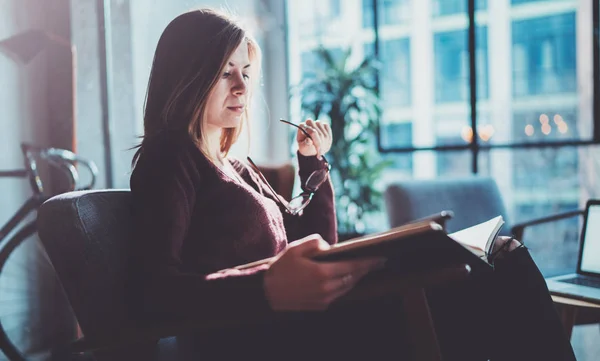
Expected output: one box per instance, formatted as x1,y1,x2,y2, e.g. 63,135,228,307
133,8,262,165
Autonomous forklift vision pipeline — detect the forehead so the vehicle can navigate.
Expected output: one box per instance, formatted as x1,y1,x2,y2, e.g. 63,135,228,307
228,41,251,65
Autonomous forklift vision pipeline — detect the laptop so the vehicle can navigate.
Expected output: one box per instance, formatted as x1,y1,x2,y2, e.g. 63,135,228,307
546,199,600,304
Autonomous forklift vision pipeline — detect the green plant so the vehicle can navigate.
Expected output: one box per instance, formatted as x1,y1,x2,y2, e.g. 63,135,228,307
292,46,393,235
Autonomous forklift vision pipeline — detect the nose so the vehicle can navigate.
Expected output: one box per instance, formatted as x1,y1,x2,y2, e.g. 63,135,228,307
232,73,247,96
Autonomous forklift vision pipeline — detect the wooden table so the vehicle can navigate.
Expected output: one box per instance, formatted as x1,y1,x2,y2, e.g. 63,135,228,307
551,294,600,340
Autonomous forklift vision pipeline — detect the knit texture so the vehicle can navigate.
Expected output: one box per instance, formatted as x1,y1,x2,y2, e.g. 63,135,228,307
127,130,336,324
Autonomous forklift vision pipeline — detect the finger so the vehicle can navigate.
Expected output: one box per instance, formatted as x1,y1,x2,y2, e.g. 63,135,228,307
287,235,330,256
305,120,326,142
300,119,313,136
313,122,331,152
323,123,332,139
322,273,357,293
297,128,310,144
295,123,310,141
298,122,318,138
305,128,322,156
297,127,312,148
316,258,381,279
322,278,357,306
312,120,328,139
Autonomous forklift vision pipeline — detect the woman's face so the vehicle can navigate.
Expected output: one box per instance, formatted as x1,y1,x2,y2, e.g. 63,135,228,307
205,41,251,131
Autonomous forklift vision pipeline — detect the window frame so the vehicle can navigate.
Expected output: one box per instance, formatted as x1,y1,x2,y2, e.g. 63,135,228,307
369,0,600,174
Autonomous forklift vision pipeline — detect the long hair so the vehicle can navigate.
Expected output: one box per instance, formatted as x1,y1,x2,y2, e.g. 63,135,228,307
132,8,261,166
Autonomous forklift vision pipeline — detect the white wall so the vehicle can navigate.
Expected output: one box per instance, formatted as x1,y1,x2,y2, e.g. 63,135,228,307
0,0,76,352
0,0,50,227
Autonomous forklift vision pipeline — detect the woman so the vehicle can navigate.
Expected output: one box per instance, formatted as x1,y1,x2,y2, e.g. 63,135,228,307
128,8,576,361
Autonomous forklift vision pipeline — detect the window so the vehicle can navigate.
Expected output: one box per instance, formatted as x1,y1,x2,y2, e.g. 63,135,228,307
512,13,577,97
286,0,599,255
300,48,344,78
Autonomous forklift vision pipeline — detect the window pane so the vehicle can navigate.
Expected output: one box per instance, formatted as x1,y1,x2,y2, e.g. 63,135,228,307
488,0,591,145
288,0,390,235
511,0,549,4
431,3,488,149
364,38,412,109
432,0,487,17
294,0,353,40
434,26,488,103
512,13,576,97
513,109,578,142
300,47,344,78
436,149,474,177
362,0,411,28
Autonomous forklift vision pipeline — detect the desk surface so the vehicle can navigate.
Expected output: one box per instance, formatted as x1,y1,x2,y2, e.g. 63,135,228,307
551,294,600,308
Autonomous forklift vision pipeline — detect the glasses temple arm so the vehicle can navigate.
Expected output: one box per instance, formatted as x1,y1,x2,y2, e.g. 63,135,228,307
246,157,293,213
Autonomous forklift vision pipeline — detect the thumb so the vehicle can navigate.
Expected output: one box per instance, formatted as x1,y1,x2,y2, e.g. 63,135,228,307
288,234,330,257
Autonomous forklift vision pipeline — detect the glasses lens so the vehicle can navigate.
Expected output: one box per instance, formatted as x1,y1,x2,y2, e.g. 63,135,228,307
305,170,328,191
289,193,312,213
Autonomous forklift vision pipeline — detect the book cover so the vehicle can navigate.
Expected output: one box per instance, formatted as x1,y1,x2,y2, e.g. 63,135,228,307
232,216,504,275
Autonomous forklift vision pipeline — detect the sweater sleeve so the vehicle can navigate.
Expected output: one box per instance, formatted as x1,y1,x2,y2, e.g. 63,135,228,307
282,152,338,245
128,135,273,325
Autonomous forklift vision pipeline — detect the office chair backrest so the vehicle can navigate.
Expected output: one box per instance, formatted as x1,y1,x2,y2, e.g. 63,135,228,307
385,177,512,236
37,189,137,342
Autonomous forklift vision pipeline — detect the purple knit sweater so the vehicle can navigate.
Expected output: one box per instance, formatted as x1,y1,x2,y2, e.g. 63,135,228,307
128,131,337,324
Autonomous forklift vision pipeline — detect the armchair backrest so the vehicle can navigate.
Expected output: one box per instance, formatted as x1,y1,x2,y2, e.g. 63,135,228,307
256,163,295,201
37,189,137,342
384,177,512,236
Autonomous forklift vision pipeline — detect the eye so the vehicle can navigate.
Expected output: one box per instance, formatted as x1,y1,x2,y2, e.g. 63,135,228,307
242,74,250,80
222,72,231,78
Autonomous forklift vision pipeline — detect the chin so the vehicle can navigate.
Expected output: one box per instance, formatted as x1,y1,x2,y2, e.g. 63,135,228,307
220,119,242,129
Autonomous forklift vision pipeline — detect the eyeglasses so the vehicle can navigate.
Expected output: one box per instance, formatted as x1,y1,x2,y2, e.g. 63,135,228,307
246,119,331,215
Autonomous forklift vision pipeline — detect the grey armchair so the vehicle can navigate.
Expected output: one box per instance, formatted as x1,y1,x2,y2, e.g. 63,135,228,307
385,177,513,236
383,176,600,341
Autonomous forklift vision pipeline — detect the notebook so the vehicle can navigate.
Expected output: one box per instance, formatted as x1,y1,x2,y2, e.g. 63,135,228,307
546,199,600,304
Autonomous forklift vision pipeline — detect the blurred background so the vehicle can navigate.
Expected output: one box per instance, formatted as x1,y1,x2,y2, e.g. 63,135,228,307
1,0,600,360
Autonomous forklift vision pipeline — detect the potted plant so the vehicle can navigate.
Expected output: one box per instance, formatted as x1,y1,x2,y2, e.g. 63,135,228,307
292,46,393,238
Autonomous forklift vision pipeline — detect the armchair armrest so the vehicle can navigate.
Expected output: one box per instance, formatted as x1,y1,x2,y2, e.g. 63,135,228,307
70,264,471,355
408,210,455,232
510,209,584,242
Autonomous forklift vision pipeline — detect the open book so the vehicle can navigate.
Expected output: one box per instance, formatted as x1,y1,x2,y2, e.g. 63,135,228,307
448,215,505,259
233,214,505,274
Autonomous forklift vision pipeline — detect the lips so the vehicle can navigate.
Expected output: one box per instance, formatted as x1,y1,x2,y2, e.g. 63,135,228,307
227,105,245,113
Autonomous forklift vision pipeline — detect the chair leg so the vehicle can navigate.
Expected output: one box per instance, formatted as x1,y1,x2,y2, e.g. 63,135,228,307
556,304,577,340
402,288,442,361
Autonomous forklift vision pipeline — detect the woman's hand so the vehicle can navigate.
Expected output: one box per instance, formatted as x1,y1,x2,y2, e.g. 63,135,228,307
297,119,332,159
263,234,385,311
491,236,522,259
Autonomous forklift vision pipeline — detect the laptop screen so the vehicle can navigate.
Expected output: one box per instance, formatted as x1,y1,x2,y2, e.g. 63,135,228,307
580,203,600,274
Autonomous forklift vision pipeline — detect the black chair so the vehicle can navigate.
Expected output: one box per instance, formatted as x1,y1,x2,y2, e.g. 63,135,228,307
37,189,472,360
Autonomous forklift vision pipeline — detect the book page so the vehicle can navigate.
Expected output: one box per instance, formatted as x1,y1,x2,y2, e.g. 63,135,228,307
448,216,504,255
